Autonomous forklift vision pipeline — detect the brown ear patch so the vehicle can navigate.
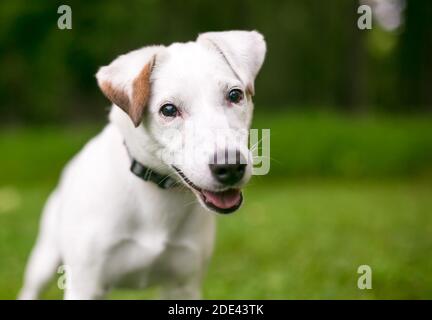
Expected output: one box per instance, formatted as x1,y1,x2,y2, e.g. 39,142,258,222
100,81,131,115
130,59,154,127
246,83,255,96
99,57,155,127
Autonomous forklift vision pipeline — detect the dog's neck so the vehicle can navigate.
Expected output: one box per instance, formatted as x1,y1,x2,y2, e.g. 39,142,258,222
110,106,172,177
123,140,177,189
123,135,170,175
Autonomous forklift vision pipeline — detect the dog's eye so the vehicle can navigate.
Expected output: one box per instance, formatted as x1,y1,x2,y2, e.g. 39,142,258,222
227,89,244,104
160,104,178,117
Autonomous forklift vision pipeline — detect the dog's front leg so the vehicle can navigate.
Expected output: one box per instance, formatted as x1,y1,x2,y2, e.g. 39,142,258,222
64,282,107,300
62,265,108,300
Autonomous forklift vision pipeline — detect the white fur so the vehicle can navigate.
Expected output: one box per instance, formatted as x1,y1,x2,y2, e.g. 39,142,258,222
19,31,266,300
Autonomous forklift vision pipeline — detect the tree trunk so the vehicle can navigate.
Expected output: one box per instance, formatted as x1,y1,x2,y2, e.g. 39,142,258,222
398,0,432,111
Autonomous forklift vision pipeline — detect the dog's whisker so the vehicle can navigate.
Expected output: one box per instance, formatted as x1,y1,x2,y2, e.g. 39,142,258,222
249,134,268,152
183,199,200,207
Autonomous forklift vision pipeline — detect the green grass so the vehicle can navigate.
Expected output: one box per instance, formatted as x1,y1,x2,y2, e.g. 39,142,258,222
0,112,431,299
253,111,432,178
1,178,431,299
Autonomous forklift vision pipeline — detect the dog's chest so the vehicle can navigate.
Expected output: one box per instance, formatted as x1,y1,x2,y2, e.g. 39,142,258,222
106,237,200,289
104,230,200,289
102,189,201,289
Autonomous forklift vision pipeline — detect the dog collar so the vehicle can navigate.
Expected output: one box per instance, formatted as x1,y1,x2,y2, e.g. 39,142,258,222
124,142,177,189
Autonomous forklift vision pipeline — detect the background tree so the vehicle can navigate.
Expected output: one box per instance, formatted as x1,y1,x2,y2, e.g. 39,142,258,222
398,0,432,111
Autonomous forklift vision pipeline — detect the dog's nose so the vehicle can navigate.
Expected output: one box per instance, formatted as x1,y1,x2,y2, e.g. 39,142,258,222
209,150,247,185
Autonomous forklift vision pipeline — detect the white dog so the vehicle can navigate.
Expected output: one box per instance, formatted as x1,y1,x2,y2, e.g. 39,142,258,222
19,30,266,300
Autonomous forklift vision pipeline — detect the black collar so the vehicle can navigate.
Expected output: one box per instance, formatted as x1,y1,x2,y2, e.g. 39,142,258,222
124,142,177,189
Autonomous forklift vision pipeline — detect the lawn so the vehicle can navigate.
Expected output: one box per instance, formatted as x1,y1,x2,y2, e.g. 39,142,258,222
0,112,431,299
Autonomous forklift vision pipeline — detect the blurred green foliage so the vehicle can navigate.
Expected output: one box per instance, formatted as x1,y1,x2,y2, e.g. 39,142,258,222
1,0,432,124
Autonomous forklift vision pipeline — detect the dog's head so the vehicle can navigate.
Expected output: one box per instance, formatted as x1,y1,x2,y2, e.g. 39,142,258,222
96,30,266,214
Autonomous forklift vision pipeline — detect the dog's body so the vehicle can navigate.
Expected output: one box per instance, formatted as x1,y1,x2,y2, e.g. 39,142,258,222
19,31,266,299
20,118,215,299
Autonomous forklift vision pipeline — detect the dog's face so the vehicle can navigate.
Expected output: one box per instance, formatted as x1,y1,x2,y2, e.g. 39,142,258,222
97,31,266,214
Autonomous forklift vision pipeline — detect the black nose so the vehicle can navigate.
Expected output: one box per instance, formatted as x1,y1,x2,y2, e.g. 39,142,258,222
209,150,247,185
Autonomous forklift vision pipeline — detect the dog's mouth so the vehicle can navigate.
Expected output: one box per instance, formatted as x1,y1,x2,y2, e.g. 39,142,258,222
172,166,243,214
201,189,243,214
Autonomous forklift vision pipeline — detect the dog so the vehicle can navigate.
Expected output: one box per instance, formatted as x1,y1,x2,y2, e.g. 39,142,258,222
18,30,266,299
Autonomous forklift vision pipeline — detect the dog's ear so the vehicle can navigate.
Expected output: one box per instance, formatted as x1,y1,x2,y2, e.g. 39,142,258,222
96,46,163,127
197,30,266,95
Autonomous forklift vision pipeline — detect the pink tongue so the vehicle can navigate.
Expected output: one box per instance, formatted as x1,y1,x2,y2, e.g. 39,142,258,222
202,189,241,209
